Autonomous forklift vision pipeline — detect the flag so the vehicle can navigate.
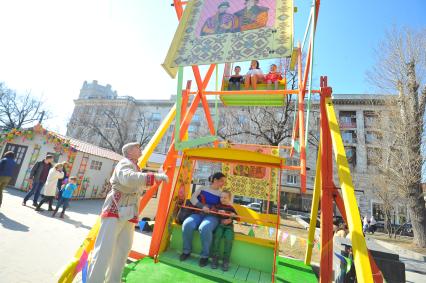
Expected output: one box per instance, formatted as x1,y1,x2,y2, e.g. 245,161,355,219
268,227,275,237
248,227,255,237
139,221,146,233
290,235,297,247
334,252,352,274
299,238,306,246
75,250,88,274
281,232,289,243
317,242,321,250
82,261,88,283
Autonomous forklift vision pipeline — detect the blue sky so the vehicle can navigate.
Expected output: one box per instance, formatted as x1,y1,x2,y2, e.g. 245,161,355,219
0,0,424,133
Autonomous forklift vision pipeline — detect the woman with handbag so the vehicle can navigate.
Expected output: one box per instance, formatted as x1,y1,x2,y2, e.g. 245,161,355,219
179,172,226,267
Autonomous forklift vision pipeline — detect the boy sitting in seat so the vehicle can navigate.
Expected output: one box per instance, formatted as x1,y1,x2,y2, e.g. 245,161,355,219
211,190,238,271
228,65,244,90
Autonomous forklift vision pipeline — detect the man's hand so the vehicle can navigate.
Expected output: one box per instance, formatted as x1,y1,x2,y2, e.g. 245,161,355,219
202,206,210,213
222,219,233,225
154,173,169,183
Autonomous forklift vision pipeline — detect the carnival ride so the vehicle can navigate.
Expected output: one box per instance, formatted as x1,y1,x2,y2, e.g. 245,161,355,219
59,1,384,282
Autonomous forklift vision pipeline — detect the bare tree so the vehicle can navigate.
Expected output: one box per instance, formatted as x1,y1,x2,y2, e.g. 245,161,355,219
0,83,48,130
71,108,152,154
367,27,426,247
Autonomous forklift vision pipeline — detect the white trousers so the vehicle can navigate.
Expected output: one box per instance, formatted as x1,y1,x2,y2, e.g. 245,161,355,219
87,217,135,283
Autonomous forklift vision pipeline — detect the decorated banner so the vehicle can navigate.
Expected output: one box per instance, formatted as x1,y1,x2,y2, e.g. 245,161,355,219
222,144,280,201
163,0,294,77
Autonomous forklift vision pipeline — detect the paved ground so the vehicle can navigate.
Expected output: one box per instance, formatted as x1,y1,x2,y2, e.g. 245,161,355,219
0,188,150,283
1,188,425,283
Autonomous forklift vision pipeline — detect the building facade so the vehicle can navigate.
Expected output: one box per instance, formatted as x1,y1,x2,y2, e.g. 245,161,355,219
67,81,405,224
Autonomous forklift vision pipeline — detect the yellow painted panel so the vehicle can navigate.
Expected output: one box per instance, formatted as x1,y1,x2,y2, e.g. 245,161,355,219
138,104,176,169
234,204,279,228
184,148,285,167
304,142,321,265
325,98,373,282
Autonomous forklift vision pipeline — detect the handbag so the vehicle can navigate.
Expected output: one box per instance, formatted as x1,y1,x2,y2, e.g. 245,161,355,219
176,199,195,224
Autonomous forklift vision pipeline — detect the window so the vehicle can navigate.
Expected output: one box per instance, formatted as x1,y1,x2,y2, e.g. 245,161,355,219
339,111,357,128
342,130,357,144
188,125,197,133
286,159,299,166
345,146,356,167
90,160,103,170
365,131,382,144
287,175,298,184
193,114,200,122
151,113,161,121
364,111,378,128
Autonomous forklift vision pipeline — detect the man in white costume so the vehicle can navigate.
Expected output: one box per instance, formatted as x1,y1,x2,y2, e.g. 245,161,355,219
87,142,168,283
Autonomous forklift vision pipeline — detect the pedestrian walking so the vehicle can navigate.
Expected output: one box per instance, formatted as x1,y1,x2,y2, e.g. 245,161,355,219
35,163,64,211
369,215,377,234
0,151,17,208
23,155,54,206
52,176,77,218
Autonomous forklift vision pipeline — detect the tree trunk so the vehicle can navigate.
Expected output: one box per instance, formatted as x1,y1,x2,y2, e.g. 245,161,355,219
407,184,426,247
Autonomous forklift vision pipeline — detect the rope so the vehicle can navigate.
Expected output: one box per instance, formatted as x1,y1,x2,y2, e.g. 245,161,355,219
214,64,219,134
305,0,317,153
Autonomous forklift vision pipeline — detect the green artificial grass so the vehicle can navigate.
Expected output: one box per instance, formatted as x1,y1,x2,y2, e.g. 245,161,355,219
274,257,318,283
122,257,222,283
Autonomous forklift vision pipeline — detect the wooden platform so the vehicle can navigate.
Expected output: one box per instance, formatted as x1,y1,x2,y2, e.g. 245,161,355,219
159,250,273,283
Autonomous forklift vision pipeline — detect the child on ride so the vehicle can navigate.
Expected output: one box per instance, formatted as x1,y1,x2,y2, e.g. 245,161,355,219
211,190,239,271
228,66,244,90
265,64,283,90
245,60,264,90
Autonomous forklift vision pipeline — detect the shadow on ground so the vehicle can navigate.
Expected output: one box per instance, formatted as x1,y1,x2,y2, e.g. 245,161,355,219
0,212,30,232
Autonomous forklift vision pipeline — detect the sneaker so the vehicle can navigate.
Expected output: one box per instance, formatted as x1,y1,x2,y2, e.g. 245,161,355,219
211,256,218,269
179,253,190,261
222,258,229,271
32,202,38,207
199,257,208,267
35,207,42,211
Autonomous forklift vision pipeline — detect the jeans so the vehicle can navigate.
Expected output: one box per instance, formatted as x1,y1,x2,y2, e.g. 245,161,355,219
212,224,234,259
23,181,45,204
228,81,241,90
182,213,219,258
55,198,70,213
0,176,11,207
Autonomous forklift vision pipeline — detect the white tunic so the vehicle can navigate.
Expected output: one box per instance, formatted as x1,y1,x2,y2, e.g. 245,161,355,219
41,168,64,197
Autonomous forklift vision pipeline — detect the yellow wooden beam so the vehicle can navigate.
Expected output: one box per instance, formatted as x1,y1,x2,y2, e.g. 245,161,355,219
325,98,373,282
184,147,285,167
304,141,321,265
138,104,176,169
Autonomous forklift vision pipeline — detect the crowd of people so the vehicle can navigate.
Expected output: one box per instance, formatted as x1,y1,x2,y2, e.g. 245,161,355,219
228,60,284,90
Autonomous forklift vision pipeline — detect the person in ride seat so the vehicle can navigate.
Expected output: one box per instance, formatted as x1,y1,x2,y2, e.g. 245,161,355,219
244,60,264,89
228,65,244,90
211,190,239,271
265,64,283,90
180,172,226,267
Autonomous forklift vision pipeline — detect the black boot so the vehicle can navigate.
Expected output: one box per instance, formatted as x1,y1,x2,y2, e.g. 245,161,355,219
51,209,58,217
222,258,229,271
60,211,65,218
211,256,219,269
